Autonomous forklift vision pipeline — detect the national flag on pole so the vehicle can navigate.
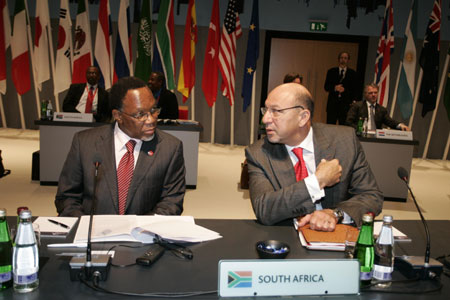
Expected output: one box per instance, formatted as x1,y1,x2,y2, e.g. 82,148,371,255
396,0,416,119
443,47,450,121
114,0,132,82
34,0,50,90
374,0,394,108
218,0,242,106
418,0,441,117
0,0,11,95
241,0,259,112
135,0,152,82
94,0,113,89
202,0,220,107
11,0,31,95
154,0,175,90
54,0,72,94
72,0,92,84
177,0,197,103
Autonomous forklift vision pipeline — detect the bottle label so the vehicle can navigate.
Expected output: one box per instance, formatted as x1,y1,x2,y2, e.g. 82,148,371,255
373,265,393,281
360,271,372,281
14,272,38,284
0,271,11,283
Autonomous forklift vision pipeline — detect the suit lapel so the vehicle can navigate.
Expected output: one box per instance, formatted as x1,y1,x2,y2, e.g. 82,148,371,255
312,124,336,166
263,141,296,188
95,124,119,213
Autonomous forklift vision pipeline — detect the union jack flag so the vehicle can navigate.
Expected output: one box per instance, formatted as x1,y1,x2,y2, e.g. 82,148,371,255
374,0,394,107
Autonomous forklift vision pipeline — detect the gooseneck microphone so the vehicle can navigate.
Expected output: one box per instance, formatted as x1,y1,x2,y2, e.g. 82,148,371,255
395,167,443,279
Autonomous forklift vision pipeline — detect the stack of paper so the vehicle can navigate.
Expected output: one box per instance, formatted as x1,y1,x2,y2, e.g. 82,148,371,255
33,217,78,237
73,215,222,244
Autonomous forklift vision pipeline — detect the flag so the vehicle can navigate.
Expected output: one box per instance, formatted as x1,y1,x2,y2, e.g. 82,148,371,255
94,0,113,89
151,33,163,74
443,47,450,121
54,0,72,94
374,0,394,108
135,0,152,82
114,0,132,82
396,0,416,119
177,0,197,103
11,0,31,95
418,0,441,117
241,0,259,112
218,0,242,106
202,0,220,107
72,0,92,84
154,0,175,90
0,0,11,95
34,0,50,90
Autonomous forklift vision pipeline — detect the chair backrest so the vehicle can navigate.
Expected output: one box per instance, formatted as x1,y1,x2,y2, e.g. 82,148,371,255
179,106,188,120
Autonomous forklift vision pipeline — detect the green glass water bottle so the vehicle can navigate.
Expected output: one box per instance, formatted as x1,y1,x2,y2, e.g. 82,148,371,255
355,213,375,286
356,117,363,136
0,208,13,290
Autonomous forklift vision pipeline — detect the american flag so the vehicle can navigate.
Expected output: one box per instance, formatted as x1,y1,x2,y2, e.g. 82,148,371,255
218,0,242,106
374,0,394,108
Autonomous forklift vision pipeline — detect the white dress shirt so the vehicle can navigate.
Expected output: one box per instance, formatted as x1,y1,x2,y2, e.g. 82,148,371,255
76,84,99,113
114,123,143,169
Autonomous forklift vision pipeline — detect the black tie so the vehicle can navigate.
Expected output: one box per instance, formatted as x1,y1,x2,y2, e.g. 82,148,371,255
339,69,344,82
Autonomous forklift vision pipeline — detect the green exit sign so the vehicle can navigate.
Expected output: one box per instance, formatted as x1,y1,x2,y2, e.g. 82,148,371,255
310,21,328,32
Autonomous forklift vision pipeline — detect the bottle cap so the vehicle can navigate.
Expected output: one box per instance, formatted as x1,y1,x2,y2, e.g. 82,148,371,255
0,208,6,217
19,210,32,219
383,215,393,223
17,206,29,215
362,213,373,222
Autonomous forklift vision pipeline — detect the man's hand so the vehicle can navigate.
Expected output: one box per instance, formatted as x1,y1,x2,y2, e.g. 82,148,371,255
398,123,410,131
297,209,337,232
335,84,345,93
315,159,342,189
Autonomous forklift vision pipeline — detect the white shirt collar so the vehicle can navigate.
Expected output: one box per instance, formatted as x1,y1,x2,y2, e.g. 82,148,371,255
114,122,143,149
285,126,314,154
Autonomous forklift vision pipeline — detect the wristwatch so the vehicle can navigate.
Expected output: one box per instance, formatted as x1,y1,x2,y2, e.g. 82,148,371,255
333,208,344,223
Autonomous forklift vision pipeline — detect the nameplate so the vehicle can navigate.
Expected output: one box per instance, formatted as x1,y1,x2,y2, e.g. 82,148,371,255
218,259,359,297
53,112,94,123
376,129,413,141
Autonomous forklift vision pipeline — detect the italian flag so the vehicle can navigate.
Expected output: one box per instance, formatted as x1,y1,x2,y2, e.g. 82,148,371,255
72,0,92,84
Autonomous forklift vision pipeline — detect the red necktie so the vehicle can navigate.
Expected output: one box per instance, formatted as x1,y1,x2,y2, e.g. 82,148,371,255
117,140,136,215
85,86,94,113
293,148,308,181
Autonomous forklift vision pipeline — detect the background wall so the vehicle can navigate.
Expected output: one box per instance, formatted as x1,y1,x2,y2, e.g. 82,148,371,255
1,0,449,159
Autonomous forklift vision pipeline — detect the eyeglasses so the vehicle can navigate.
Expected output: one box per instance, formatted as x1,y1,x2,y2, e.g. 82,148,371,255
261,105,304,118
120,107,162,121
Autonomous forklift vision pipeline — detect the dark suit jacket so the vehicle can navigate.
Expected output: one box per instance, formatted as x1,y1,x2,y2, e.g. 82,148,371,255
55,124,185,217
346,100,400,130
156,88,179,120
62,83,111,122
245,123,383,226
324,67,358,111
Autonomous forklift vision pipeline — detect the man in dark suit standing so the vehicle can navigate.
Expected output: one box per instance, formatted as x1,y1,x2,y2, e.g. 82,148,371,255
55,77,185,217
324,52,358,125
62,66,111,122
245,83,382,229
148,72,179,120
346,84,410,131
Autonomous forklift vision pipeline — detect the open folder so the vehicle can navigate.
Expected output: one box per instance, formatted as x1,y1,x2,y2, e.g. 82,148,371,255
73,215,222,244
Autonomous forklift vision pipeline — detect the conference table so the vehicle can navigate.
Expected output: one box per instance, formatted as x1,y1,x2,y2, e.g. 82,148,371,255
5,218,450,299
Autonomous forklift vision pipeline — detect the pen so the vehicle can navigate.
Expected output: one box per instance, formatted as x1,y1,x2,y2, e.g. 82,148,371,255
48,219,70,229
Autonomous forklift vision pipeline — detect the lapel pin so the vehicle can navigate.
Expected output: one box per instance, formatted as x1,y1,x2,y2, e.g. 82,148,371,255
148,151,154,156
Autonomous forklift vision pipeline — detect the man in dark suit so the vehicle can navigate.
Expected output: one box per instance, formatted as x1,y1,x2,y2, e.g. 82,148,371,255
324,52,358,125
148,71,179,120
62,66,111,122
55,77,185,217
346,84,410,131
245,83,382,230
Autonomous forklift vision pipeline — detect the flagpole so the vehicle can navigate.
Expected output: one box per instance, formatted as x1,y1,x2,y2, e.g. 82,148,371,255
390,62,402,117
191,86,195,120
422,51,450,159
24,0,41,119
84,0,93,64
46,10,58,112
408,69,423,129
211,103,215,143
230,105,234,146
17,94,26,129
250,71,256,144
443,132,450,160
0,95,6,127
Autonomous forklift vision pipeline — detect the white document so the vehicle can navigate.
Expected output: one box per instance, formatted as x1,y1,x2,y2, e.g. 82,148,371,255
33,217,78,236
73,215,222,244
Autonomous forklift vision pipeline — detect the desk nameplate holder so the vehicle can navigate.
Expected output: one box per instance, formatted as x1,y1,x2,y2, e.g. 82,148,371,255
376,129,413,141
218,259,360,297
53,112,94,123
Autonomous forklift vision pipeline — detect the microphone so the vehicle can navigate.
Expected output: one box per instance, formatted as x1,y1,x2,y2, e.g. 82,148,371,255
395,167,443,279
70,154,111,282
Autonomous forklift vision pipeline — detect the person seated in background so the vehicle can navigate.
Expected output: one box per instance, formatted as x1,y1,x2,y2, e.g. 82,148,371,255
346,84,410,131
147,72,179,120
283,72,303,84
62,66,111,122
55,77,186,217
245,83,383,230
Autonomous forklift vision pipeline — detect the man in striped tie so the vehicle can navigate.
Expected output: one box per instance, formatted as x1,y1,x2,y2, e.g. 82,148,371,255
245,83,382,230
56,77,185,217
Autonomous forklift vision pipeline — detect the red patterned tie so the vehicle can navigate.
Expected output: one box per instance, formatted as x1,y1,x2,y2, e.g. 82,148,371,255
117,140,136,215
293,148,308,181
85,86,94,113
